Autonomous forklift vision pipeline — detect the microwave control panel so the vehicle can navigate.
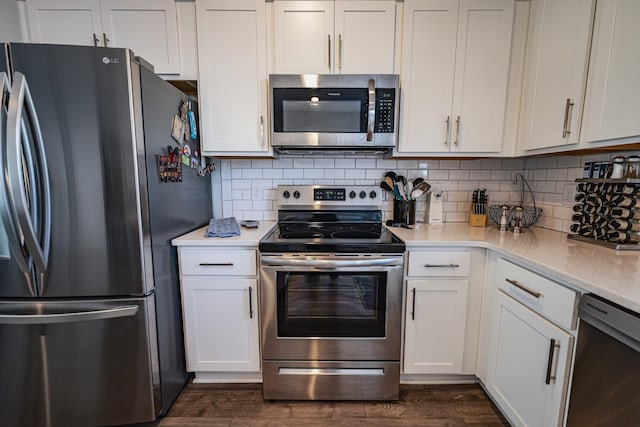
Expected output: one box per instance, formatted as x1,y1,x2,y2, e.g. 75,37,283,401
374,88,396,133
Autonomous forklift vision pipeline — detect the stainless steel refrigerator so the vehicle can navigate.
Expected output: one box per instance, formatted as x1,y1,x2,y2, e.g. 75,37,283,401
0,43,212,426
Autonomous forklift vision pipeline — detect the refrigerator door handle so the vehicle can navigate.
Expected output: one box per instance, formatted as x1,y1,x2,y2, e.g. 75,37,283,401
0,305,139,325
6,73,51,287
1,71,33,276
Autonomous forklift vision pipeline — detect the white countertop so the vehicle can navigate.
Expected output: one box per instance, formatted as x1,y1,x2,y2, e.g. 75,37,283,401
171,221,276,247
171,220,640,313
389,223,640,313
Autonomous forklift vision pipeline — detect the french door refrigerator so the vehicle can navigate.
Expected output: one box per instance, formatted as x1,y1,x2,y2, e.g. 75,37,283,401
0,43,211,426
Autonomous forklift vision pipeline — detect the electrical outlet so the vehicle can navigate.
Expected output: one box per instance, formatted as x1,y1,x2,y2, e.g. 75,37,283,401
562,183,575,205
252,183,262,200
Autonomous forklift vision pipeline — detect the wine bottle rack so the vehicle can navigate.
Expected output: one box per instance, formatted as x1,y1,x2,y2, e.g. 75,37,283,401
568,179,640,250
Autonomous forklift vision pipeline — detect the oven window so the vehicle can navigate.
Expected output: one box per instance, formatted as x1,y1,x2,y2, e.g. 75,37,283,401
276,272,387,338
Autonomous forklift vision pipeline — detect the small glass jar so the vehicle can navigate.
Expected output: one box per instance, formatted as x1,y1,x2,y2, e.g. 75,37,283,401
624,156,640,179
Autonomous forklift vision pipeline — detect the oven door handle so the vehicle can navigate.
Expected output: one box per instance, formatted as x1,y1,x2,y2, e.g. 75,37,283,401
261,257,401,268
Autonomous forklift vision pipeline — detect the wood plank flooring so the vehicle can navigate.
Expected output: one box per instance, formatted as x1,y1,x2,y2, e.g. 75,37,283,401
158,383,509,426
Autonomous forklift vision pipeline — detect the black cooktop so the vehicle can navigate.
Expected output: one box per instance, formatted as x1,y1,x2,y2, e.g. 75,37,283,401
259,210,406,253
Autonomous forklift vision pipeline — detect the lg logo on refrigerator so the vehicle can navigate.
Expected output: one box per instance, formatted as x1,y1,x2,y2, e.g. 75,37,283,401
102,57,120,64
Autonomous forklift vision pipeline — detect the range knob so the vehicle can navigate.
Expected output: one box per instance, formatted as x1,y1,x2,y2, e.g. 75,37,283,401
369,191,377,199
359,191,367,199
349,191,357,199
283,190,290,199
293,190,301,199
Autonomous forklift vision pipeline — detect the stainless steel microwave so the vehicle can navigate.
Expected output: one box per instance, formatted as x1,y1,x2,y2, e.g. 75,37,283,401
269,74,399,153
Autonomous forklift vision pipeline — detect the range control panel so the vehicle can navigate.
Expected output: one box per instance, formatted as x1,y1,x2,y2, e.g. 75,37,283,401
277,185,381,208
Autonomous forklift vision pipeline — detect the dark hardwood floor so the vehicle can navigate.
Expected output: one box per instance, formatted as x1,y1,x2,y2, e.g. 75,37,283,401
158,383,509,426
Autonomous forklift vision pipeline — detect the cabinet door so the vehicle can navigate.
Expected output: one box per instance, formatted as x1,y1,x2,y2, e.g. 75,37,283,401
335,1,396,74
486,291,573,427
397,0,458,153
25,0,103,46
450,0,513,153
196,0,269,154
100,0,181,74
518,0,594,151
274,1,334,74
581,0,640,143
181,277,260,372
403,279,468,374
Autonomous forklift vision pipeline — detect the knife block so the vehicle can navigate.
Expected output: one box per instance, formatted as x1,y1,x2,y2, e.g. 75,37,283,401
469,203,488,227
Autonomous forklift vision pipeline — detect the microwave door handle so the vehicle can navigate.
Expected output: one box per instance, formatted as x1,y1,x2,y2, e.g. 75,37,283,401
367,79,375,142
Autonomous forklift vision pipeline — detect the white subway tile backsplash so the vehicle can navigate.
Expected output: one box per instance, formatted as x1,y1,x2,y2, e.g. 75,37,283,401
345,169,366,179
283,169,304,179
263,169,284,179
216,150,630,232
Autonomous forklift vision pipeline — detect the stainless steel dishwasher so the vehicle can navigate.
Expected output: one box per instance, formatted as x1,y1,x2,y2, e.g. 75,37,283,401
566,294,640,426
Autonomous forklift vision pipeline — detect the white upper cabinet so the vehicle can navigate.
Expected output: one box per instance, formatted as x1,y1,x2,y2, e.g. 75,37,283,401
397,0,514,155
196,0,270,155
580,0,640,144
25,0,181,74
518,0,595,151
99,0,180,75
334,1,397,73
273,0,397,74
26,0,103,47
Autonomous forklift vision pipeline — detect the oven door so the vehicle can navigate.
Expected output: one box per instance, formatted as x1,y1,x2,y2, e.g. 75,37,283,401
260,254,403,361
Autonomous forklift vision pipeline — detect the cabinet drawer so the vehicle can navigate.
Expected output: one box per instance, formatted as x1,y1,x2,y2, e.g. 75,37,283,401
178,248,257,276
496,258,578,330
407,250,471,277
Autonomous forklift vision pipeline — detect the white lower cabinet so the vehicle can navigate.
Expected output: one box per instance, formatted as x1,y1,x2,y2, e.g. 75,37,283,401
403,248,484,376
485,258,577,427
404,279,468,374
177,248,261,380
181,277,260,373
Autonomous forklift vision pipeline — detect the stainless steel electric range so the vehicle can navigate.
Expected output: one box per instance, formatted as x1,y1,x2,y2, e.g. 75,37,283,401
259,185,405,400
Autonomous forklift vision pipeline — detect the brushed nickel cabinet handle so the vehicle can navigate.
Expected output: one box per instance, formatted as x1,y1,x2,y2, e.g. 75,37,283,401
411,288,416,320
338,34,343,71
562,98,574,138
248,286,254,319
454,115,460,146
260,115,265,147
199,262,234,266
93,33,100,46
328,34,331,70
505,278,542,299
545,338,560,384
444,116,450,146
424,264,460,268
103,33,110,47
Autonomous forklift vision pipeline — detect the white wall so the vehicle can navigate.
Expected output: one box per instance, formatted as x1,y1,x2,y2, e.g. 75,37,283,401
0,1,26,42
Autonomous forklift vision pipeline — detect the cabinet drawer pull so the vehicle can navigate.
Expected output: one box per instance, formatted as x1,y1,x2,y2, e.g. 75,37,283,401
411,288,416,320
562,98,574,138
199,262,234,267
248,286,254,319
505,278,541,299
545,338,560,385
424,264,460,268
